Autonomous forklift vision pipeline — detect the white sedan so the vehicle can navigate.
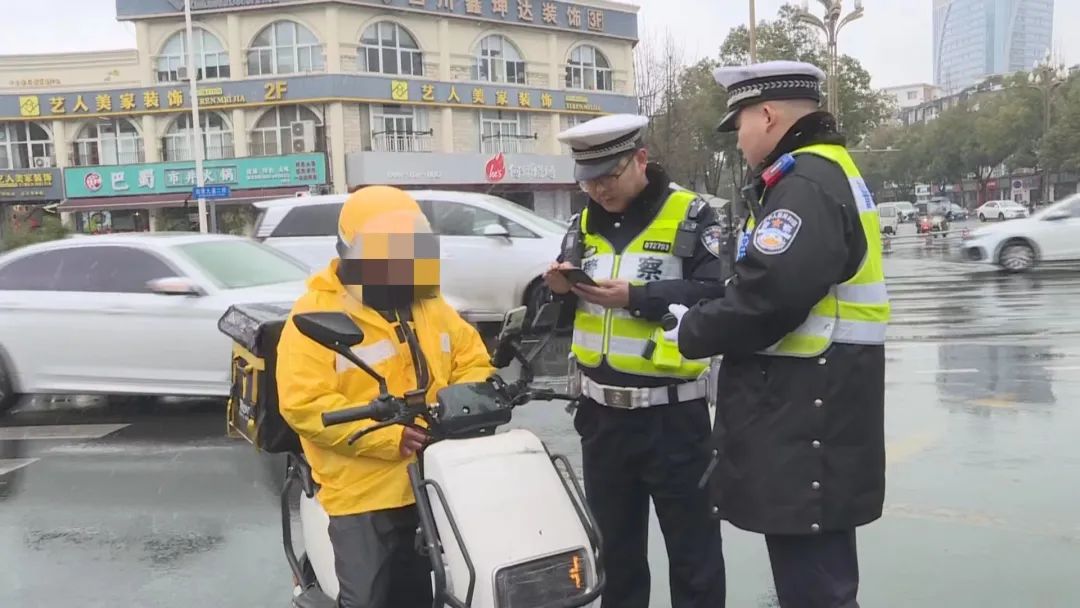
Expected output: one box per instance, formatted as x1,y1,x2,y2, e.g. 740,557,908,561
253,190,568,323
976,200,1029,221
961,194,1080,272
0,233,308,411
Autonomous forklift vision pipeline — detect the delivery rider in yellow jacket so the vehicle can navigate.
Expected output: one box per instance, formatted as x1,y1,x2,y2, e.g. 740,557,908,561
276,186,494,608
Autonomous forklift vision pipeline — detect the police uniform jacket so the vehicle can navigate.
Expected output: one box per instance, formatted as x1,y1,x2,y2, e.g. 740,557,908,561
677,112,886,535
558,162,730,388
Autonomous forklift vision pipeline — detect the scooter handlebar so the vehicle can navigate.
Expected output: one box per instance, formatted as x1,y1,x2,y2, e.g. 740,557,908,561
321,398,399,427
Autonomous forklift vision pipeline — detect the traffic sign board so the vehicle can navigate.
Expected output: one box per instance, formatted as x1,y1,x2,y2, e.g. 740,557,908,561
193,185,231,199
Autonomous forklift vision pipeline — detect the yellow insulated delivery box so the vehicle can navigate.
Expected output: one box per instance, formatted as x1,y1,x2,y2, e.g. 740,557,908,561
217,302,300,453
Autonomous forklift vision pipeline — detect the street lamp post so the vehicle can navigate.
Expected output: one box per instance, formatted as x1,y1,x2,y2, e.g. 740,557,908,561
1029,53,1068,207
795,0,865,117
184,0,209,233
749,0,757,63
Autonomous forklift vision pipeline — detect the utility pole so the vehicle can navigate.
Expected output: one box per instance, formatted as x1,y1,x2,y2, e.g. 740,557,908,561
184,0,208,233
749,0,757,63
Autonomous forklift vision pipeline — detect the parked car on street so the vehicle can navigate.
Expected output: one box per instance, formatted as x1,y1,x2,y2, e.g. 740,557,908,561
976,200,1029,222
880,201,917,222
961,193,1080,272
0,233,309,412
878,205,899,235
947,204,969,221
253,190,567,323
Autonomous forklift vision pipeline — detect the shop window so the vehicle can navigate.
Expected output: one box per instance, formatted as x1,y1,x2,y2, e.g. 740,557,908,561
156,28,230,82
73,118,144,166
474,35,525,84
250,105,324,157
565,45,613,91
163,111,234,161
359,22,423,76
247,20,324,76
0,122,54,170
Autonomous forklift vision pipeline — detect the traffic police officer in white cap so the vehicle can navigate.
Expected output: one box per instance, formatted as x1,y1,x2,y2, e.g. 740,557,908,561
542,113,728,608
666,61,889,607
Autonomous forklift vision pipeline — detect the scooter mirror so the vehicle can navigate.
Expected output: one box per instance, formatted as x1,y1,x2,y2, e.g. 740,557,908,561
498,305,528,341
294,312,365,352
531,302,560,333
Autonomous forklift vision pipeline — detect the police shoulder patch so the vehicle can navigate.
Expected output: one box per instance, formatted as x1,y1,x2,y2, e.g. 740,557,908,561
752,209,802,255
701,224,724,259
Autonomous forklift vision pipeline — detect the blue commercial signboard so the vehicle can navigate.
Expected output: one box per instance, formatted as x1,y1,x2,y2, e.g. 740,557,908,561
63,153,326,198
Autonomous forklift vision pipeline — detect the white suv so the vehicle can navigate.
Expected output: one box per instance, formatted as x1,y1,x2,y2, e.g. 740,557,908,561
253,191,568,323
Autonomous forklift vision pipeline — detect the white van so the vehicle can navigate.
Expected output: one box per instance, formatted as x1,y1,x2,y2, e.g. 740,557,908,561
252,191,567,323
878,205,899,235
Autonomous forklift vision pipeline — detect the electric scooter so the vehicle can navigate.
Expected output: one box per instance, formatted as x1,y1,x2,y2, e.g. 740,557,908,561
284,303,605,608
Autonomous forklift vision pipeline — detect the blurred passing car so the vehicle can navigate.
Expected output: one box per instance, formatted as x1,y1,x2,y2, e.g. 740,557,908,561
961,194,1080,272
879,201,916,222
0,234,307,411
878,205,899,235
253,190,566,323
976,200,1029,222
947,204,969,221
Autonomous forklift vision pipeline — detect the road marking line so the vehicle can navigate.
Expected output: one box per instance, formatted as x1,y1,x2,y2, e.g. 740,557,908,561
886,430,942,465
0,423,130,441
914,368,979,374
0,458,40,476
1042,365,1080,372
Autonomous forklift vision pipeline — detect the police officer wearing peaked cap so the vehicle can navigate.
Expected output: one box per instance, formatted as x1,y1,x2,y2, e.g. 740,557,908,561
664,61,890,608
542,113,728,608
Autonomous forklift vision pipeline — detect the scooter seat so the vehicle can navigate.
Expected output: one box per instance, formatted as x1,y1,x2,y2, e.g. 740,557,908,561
292,587,336,608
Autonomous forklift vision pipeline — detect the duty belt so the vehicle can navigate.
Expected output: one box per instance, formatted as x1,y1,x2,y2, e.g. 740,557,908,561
581,376,709,410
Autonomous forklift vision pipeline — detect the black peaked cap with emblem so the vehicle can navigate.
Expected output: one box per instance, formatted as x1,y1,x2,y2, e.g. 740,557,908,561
712,60,827,132
557,114,650,181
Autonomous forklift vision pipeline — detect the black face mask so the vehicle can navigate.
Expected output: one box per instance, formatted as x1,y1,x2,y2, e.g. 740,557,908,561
358,284,438,311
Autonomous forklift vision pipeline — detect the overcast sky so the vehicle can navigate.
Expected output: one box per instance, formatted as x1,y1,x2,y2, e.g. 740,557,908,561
1,0,1078,89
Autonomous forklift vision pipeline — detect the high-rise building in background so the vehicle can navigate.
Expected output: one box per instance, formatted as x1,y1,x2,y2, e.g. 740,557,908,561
933,0,1054,93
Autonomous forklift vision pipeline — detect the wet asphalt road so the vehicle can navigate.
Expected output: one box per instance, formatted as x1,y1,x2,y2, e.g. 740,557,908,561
3,219,1080,607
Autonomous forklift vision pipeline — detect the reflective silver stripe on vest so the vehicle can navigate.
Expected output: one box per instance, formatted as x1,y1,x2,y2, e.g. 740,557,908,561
835,282,889,304
336,339,397,373
616,253,682,282
440,333,451,353
762,313,836,354
572,330,649,358
834,318,887,345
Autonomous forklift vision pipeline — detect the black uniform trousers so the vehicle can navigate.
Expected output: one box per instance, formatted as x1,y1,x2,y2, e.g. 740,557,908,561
765,529,860,608
574,397,726,608
327,505,433,608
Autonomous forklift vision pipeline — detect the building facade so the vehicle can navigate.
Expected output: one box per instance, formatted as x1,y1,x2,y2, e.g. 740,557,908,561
0,0,639,233
882,83,943,113
933,0,1054,93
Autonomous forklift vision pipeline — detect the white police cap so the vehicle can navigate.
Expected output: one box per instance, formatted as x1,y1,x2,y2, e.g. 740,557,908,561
712,60,826,132
557,113,649,181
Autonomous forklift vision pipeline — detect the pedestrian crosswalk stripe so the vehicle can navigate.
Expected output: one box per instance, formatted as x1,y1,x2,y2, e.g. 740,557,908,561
0,458,40,476
0,423,130,441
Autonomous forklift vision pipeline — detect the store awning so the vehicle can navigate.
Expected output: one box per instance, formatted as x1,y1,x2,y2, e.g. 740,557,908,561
57,186,310,212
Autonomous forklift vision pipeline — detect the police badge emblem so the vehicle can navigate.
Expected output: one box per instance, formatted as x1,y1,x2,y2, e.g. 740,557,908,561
701,225,724,259
752,209,802,255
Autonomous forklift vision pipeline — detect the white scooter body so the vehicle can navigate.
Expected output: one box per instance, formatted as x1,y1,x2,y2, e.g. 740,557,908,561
295,429,598,607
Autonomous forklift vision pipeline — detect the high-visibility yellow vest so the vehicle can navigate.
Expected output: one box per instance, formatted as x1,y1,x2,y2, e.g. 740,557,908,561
570,190,710,379
742,144,890,357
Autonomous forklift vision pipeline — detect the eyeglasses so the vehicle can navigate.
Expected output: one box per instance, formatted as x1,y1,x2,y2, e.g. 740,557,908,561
578,155,633,192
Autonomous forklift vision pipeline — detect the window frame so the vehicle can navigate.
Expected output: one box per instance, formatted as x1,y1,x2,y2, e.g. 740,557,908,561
0,122,54,170
247,20,325,76
359,21,424,76
565,44,613,92
73,118,145,167
479,110,531,155
250,105,324,157
155,27,231,83
474,35,525,84
162,111,235,162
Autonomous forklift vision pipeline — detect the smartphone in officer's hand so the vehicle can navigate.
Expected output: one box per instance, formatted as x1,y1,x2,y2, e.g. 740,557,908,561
559,267,599,287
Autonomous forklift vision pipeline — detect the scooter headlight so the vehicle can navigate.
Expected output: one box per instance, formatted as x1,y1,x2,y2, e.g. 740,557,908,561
494,548,590,607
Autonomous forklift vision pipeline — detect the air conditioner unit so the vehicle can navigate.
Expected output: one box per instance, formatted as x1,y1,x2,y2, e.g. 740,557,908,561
177,65,190,81
290,120,316,153
33,157,53,168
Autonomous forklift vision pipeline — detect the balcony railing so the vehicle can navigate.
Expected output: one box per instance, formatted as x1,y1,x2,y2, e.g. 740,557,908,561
481,133,537,155
372,130,434,153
